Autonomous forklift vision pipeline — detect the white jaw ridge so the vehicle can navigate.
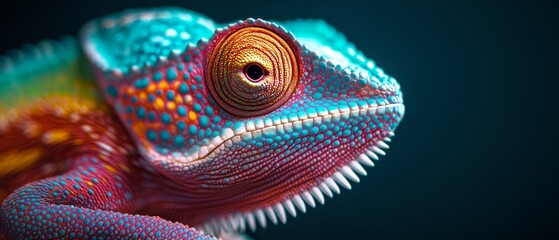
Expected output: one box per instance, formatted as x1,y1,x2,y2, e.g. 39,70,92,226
176,103,403,166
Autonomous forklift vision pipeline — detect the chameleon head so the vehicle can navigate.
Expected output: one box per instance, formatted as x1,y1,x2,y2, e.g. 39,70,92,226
81,8,403,234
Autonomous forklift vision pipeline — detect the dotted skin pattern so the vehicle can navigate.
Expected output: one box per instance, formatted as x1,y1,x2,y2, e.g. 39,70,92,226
1,7,404,239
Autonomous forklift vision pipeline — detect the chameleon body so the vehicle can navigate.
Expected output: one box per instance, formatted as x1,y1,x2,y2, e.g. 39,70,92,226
0,7,404,239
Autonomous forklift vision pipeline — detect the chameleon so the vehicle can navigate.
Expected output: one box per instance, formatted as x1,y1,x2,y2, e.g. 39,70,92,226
0,7,404,239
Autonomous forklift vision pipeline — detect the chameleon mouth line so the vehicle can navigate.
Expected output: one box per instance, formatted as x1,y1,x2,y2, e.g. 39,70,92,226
187,103,403,234
191,102,404,164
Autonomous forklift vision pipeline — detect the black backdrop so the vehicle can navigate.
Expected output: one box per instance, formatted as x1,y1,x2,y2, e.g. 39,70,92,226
1,0,557,239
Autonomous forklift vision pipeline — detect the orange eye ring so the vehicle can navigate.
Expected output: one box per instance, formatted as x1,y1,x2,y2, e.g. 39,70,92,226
205,26,299,117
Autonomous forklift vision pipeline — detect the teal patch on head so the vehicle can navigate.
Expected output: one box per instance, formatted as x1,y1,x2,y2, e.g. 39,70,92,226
177,106,187,116
166,68,177,81
193,103,202,112
174,135,185,146
205,106,213,116
82,8,215,74
161,113,172,124
199,116,209,128
179,83,189,93
282,19,374,71
134,78,149,89
153,72,163,82
147,130,157,142
188,125,197,135
166,90,175,101
177,120,186,130
148,111,156,120
160,130,171,141
107,86,118,97
213,116,221,123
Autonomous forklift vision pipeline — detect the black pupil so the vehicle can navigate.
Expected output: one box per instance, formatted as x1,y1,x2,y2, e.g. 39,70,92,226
246,64,264,81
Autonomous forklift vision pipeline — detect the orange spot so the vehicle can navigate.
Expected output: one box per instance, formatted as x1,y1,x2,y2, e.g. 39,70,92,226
43,129,70,144
155,98,164,110
139,92,147,101
0,148,42,176
103,164,118,174
158,81,169,90
87,181,93,186
147,83,156,93
188,111,197,121
126,87,134,95
133,122,145,135
175,95,183,104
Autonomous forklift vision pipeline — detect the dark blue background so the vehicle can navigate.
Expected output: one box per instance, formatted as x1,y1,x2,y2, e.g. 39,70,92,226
1,0,557,239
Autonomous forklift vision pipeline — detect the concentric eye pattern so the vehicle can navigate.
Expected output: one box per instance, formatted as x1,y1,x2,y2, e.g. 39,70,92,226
206,27,299,117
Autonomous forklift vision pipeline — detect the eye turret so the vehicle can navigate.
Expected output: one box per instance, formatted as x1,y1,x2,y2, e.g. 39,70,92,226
205,27,299,117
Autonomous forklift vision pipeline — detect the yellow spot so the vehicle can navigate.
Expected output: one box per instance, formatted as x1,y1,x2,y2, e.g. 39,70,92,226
43,129,70,144
188,111,197,121
155,98,164,110
158,81,169,90
0,148,42,176
166,102,176,110
175,95,183,104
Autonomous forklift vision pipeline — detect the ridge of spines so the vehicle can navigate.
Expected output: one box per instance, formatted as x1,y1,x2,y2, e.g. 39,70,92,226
0,36,78,77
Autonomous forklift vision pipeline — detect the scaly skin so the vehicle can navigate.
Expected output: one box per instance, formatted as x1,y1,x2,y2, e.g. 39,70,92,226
0,7,404,239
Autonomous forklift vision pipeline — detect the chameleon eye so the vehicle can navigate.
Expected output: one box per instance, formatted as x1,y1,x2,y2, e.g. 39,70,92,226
206,27,299,117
